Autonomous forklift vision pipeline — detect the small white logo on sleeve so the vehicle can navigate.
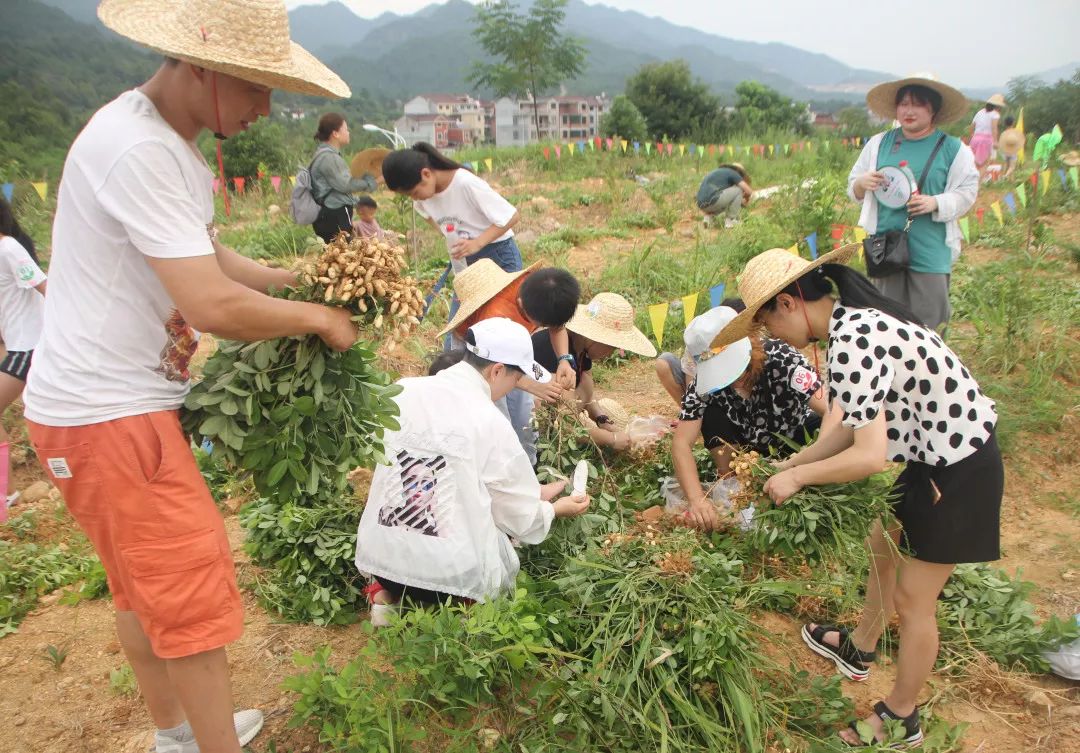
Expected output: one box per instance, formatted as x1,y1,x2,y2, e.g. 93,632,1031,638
791,366,817,394
47,457,73,479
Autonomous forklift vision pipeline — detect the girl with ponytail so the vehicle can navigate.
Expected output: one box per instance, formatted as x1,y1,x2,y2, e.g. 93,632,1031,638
712,246,1003,748
382,142,523,276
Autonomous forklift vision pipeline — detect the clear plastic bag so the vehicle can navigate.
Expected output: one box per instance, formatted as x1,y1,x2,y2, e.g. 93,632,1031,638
659,476,753,530
1042,615,1080,680
625,415,672,446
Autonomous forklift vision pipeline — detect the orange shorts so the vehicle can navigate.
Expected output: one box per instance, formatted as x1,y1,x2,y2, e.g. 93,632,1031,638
26,410,243,659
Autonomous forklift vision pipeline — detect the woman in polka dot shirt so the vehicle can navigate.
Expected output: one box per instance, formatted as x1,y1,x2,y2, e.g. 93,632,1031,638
713,246,1002,748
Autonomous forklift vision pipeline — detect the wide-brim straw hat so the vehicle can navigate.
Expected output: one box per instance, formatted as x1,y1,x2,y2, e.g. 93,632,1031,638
581,398,630,432
1062,151,1080,167
720,162,749,181
986,93,1007,108
98,0,350,99
865,73,968,124
566,293,657,358
351,148,391,179
711,244,860,349
438,259,541,336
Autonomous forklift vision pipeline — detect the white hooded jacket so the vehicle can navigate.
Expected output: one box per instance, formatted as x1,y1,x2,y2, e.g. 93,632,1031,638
354,362,554,602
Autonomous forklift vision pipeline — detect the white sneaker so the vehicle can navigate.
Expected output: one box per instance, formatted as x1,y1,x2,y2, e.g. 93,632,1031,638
370,602,399,628
702,215,712,227
724,218,739,229
154,709,264,752
5,492,19,509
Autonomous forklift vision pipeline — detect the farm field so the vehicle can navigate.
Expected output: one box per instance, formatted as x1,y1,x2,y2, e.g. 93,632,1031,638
1,143,1078,753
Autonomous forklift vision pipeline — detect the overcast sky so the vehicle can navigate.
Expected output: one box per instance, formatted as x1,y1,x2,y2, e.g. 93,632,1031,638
286,0,1078,87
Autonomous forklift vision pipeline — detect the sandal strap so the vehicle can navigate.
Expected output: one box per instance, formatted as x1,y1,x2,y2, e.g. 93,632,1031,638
808,624,877,668
873,700,920,738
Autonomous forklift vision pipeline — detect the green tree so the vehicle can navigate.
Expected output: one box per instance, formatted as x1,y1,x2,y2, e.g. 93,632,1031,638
599,95,648,143
1007,70,1080,143
624,60,721,141
729,81,810,136
470,0,586,141
835,106,871,136
219,118,289,181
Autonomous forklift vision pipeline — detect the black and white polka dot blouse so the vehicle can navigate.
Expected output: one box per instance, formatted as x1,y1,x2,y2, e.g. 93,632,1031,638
680,339,821,449
826,303,997,466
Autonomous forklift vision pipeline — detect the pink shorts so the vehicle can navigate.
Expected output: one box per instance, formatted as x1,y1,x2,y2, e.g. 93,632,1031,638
970,133,994,166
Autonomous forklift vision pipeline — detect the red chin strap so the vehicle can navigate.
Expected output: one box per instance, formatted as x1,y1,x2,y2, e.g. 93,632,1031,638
210,71,231,217
794,280,825,401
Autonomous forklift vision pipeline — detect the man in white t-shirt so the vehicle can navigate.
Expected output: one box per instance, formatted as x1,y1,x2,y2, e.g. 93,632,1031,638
22,3,354,753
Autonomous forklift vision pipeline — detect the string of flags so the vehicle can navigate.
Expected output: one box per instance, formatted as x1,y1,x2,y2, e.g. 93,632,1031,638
643,225,874,347
536,135,863,165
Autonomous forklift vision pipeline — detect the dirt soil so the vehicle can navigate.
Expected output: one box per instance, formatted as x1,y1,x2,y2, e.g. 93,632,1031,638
0,195,1077,753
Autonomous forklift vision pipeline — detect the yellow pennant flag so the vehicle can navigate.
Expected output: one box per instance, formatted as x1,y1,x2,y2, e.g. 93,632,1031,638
807,141,813,151
768,144,775,156
727,144,734,156
568,142,576,155
678,144,686,156
647,302,669,348
853,227,868,244
1041,170,1051,196
787,243,799,257
289,175,297,187
681,293,698,328
991,202,1003,225
485,157,493,172
620,139,628,152
32,181,47,201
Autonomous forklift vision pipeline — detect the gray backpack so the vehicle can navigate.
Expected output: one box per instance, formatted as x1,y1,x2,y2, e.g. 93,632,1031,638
289,152,329,224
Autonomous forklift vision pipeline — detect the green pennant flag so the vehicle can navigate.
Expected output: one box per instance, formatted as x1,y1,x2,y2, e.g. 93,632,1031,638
1071,167,1079,190
958,217,970,242
1016,183,1027,208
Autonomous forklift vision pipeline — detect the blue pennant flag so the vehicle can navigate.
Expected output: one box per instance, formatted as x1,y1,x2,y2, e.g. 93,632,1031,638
1003,192,1017,214
805,232,818,260
1,183,12,203
709,283,726,309
1059,168,1069,190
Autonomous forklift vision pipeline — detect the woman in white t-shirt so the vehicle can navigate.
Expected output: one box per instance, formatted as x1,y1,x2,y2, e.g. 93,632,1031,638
0,199,47,514
968,94,1003,179
383,142,523,347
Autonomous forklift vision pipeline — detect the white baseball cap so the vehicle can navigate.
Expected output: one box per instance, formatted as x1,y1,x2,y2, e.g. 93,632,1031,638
465,317,552,383
683,307,752,396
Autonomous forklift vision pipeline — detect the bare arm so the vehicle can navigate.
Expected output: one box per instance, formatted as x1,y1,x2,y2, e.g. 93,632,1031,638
34,280,47,296
450,211,521,260
672,419,707,506
145,254,356,350
214,240,295,293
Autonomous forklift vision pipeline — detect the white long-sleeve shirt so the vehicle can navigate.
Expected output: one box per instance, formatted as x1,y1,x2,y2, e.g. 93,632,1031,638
847,131,979,265
355,362,554,602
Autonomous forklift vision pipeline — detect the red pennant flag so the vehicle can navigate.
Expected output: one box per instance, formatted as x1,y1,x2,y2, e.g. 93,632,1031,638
1029,172,1039,188
555,144,562,158
708,144,716,156
270,175,282,191
594,136,602,149
543,147,551,160
257,169,265,180
212,178,221,195
976,207,985,224
233,177,245,194
655,142,663,155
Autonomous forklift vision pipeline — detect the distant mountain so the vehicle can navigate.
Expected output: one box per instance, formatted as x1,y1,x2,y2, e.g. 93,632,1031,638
1030,62,1079,85
288,1,401,56
310,0,886,103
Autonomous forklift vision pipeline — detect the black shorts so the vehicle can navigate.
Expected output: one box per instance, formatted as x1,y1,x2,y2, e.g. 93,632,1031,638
892,430,1003,564
0,350,32,382
312,205,353,243
702,404,821,457
375,577,465,607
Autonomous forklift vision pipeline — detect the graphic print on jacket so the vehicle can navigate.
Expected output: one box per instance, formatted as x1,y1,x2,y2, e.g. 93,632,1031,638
378,450,449,537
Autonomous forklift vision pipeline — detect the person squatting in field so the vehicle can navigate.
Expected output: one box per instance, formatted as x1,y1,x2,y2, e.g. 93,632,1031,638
713,246,1002,748
354,318,590,626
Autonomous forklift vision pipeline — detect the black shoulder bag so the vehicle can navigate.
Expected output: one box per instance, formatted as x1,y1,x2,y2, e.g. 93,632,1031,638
862,131,948,277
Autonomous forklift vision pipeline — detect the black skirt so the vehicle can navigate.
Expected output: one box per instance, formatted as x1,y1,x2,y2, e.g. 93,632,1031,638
892,429,1003,564
312,204,352,243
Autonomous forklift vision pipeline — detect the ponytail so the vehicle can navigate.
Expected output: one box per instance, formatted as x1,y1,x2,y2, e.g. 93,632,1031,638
760,264,922,326
382,142,467,193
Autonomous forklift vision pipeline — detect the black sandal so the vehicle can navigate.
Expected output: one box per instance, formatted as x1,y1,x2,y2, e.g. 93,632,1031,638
800,623,876,681
842,701,923,749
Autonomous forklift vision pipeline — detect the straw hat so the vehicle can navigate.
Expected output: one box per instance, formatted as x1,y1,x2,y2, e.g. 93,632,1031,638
720,162,749,181
582,398,630,432
566,293,657,358
97,0,350,99
711,244,860,349
986,93,1007,108
438,259,541,336
1062,151,1080,167
865,72,968,124
351,148,391,179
